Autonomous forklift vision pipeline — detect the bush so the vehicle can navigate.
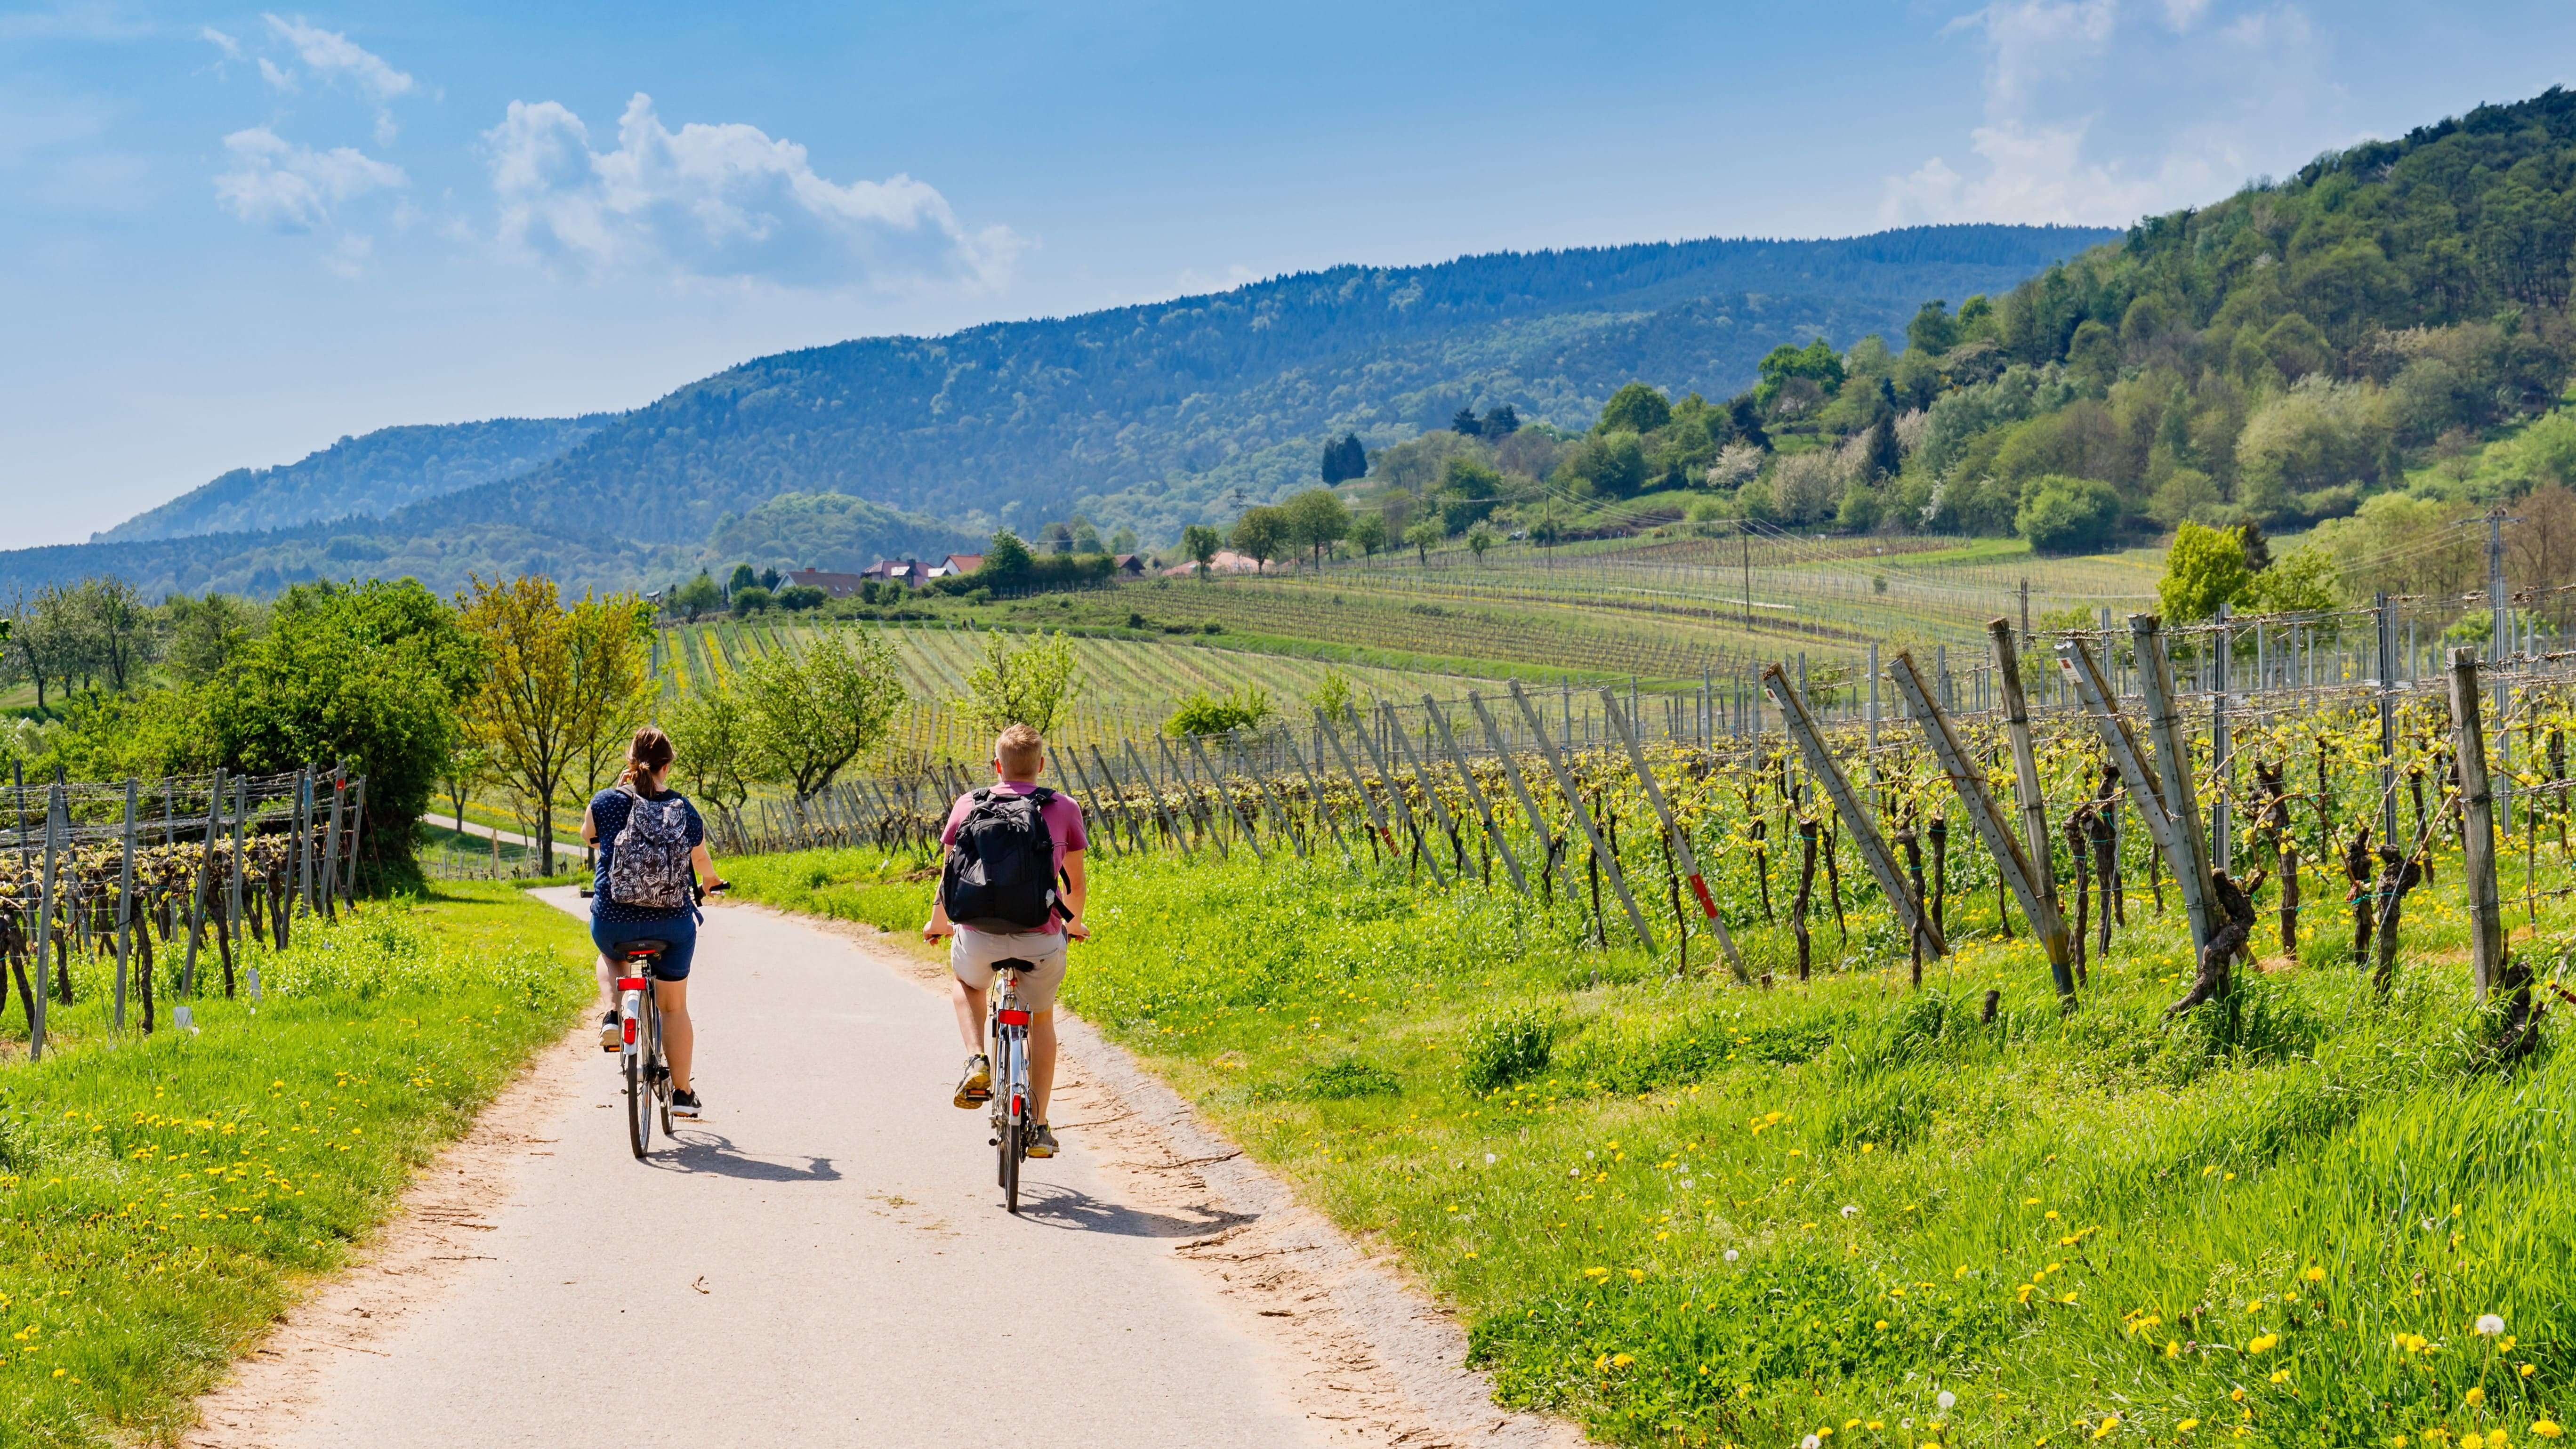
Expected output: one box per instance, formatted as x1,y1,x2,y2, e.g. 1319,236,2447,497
774,583,828,611
1460,1006,1557,1093
730,584,773,614
2015,475,2122,554
1165,686,1272,736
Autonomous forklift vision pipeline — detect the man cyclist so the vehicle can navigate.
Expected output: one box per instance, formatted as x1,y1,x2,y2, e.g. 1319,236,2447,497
584,725,726,1120
922,722,1088,1159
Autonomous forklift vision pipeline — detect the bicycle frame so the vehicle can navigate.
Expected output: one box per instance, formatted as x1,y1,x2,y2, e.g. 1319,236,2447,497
618,957,671,1159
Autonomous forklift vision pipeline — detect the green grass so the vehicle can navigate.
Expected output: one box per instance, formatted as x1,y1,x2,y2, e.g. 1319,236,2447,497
0,882,594,1448
725,841,2576,1449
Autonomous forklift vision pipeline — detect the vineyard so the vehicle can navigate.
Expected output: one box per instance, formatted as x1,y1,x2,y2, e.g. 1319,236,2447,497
713,596,2576,1445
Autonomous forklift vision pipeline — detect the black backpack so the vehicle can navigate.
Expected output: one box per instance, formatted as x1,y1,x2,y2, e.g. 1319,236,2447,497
941,788,1062,931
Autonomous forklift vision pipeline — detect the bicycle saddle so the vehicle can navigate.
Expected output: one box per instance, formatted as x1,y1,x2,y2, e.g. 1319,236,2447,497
618,940,670,958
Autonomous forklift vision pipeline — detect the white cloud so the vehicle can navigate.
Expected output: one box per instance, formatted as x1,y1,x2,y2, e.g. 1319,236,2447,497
257,56,297,92
258,14,415,142
482,93,1020,291
1884,0,2329,226
200,25,240,57
0,2,155,42
212,125,403,233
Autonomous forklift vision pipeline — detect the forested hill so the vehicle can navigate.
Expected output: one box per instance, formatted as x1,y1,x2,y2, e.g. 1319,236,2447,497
97,414,614,543
35,223,2109,599
427,225,2114,547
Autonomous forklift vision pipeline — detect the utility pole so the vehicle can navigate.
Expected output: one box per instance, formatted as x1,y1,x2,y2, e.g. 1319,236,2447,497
2019,578,2031,646
1741,528,1753,631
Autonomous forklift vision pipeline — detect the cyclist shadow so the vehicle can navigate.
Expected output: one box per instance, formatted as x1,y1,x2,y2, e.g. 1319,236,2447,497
1009,1180,1251,1239
651,1129,841,1183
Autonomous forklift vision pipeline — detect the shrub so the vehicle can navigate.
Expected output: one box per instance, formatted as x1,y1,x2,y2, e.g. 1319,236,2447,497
1461,1005,1557,1093
2015,475,2122,554
1165,686,1272,736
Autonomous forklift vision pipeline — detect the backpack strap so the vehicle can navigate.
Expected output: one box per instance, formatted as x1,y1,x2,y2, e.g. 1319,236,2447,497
1029,787,1055,805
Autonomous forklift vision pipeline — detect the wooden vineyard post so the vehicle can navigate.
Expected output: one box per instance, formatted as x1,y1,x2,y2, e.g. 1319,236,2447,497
1890,651,2074,1004
2449,648,2507,998
323,768,345,920
1091,745,1150,855
116,778,136,1028
2058,635,2213,957
1425,697,1526,893
1315,708,1405,869
1761,664,1947,963
1344,702,1447,886
2129,616,2215,956
1060,745,1121,858
184,769,223,996
1506,680,1653,948
1185,733,1264,862
1602,689,1747,982
229,777,248,960
343,778,366,900
1281,732,1355,869
1156,734,1223,859
33,784,57,1059
1242,736,1309,861
1123,739,1190,855
1468,693,1557,890
1381,703,1465,873
1988,620,2061,930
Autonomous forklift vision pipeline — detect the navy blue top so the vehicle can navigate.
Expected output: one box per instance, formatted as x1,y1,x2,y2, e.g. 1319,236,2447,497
589,786,706,922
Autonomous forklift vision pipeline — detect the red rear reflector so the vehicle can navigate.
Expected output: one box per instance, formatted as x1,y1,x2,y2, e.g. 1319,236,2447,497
622,1018,637,1044
616,977,647,991
997,1009,1031,1025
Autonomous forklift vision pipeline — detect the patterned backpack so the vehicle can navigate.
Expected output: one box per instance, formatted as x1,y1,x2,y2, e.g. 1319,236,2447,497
608,788,695,909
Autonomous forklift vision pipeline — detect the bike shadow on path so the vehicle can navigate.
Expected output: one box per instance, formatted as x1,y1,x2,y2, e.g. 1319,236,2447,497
1009,1180,1253,1239
648,1129,842,1183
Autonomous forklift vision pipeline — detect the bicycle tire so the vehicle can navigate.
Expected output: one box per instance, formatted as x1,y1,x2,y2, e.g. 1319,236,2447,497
652,998,674,1135
1002,1115,1021,1214
626,1050,650,1159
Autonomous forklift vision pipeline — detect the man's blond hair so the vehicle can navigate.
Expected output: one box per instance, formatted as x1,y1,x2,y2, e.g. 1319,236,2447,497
993,723,1045,779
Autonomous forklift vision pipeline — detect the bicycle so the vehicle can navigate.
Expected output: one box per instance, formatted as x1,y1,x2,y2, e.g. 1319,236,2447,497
986,958,1037,1214
581,883,722,1161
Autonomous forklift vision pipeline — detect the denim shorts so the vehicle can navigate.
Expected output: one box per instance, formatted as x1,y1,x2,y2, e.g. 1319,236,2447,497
591,911,698,981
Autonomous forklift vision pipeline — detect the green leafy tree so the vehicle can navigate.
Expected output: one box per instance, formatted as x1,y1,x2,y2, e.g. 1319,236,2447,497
1596,382,1672,435
1482,404,1520,435
161,591,263,684
1555,433,1647,500
662,684,757,823
739,630,907,799
460,575,634,875
1755,338,1846,410
1182,523,1222,578
976,529,1037,585
1165,686,1272,737
1320,432,1368,484
958,629,1082,736
775,582,829,611
2243,541,2343,614
1281,487,1352,569
1465,521,1497,562
2157,521,2254,623
730,584,773,615
671,572,724,622
2015,476,2123,555
1451,406,1484,436
727,563,758,595
1438,454,1506,530
1306,668,1362,718
1229,505,1288,570
1907,299,1960,355
1404,517,1444,564
1350,513,1389,563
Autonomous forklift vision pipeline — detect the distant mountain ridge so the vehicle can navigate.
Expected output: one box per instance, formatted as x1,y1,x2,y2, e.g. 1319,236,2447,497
98,414,615,543
40,223,2115,598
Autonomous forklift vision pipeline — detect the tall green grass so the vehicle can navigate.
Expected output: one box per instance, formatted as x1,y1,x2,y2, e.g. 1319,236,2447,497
0,884,593,1448
730,843,2573,1449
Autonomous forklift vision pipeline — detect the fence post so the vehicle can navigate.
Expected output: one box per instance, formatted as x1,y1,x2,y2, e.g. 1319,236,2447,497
32,785,58,1059
2058,636,2214,956
343,778,367,901
229,777,248,951
1242,731,1310,861
1602,689,1747,982
1280,732,1354,869
1343,702,1446,886
1060,745,1123,859
1425,697,1526,893
323,767,345,920
2129,616,2215,957
184,769,223,995
116,778,136,1029
1761,664,1946,962
1889,651,2073,1004
1157,733,1224,860
1124,739,1191,855
2376,592,2399,846
1988,620,2061,929
1185,733,1264,862
2449,648,2507,998
1380,702,1465,873
1506,680,1651,948
1315,708,1405,871
1087,745,1145,855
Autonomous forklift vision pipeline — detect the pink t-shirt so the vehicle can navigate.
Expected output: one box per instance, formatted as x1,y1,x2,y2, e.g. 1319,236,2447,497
941,782,1088,935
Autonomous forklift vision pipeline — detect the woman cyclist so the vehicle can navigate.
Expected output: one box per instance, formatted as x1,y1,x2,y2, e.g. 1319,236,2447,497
583,726,726,1119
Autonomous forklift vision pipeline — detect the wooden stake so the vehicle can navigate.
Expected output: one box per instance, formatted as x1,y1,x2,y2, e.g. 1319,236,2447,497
1425,697,1526,893
2449,648,2507,998
1185,733,1264,861
1506,680,1652,948
1601,688,1747,981
1343,702,1446,886
1467,692,1557,889
1761,664,1945,959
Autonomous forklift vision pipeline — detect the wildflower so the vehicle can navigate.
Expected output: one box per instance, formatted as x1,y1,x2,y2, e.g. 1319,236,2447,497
2094,1415,2122,1439
2463,1435,2485,1449
2178,1421,2200,1433
1583,1266,1610,1280
2480,1315,2509,1336
2249,1335,2279,1354
1876,1320,1889,1330
2523,1365,2537,1378
2304,1266,2326,1282
1842,1204,1859,1218
1626,1269,1645,1283
2533,1423,2562,1440
2469,1387,2488,1407
1937,1391,1956,1412
1724,1249,1740,1263
1610,1353,1633,1368
1802,1437,1821,1449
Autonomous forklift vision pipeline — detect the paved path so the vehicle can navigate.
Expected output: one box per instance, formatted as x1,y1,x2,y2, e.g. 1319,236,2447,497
247,893,1337,1449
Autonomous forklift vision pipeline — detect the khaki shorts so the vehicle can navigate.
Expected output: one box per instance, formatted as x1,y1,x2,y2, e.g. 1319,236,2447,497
950,927,1068,1011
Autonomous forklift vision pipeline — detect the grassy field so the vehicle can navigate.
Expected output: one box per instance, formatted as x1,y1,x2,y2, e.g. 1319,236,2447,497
724,840,2573,1449
0,882,594,1448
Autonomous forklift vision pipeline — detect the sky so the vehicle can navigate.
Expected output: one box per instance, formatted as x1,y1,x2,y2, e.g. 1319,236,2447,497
3,0,2573,546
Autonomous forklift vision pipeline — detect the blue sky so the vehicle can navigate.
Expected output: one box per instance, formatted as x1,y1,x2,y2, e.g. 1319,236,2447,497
4,0,2573,546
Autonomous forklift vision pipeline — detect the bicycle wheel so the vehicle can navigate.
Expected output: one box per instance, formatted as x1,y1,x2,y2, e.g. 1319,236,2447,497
1002,1113,1021,1215
626,1048,650,1159
652,998,674,1135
